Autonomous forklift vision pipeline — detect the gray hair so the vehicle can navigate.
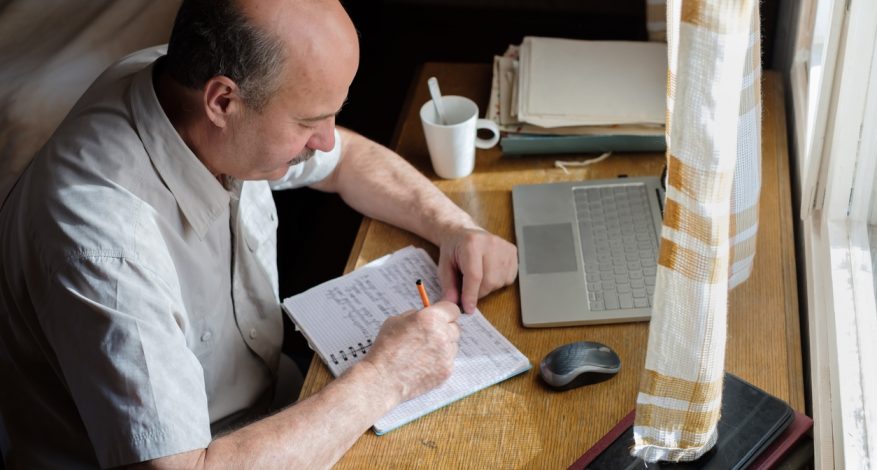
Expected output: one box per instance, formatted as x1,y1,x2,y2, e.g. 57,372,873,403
164,0,286,111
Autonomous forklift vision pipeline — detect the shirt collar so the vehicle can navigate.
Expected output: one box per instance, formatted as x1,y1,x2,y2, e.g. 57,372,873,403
129,58,229,239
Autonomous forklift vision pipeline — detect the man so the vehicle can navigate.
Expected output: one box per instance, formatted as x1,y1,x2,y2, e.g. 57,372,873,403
0,0,517,468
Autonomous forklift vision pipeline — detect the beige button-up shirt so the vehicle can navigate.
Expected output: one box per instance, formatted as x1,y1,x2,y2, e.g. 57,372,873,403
0,46,341,468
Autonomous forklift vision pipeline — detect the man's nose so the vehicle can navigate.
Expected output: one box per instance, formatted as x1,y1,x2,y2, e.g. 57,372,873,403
307,118,335,152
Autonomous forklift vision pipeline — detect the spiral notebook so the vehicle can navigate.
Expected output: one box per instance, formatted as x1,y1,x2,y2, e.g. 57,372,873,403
281,246,531,435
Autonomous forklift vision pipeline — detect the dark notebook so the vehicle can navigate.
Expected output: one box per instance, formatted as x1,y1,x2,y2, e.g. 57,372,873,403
570,373,807,470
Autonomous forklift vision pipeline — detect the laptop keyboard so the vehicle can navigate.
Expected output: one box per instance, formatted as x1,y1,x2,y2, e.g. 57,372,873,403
574,184,659,311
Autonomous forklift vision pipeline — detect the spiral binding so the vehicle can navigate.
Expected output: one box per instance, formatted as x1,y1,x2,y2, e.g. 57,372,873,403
330,339,373,365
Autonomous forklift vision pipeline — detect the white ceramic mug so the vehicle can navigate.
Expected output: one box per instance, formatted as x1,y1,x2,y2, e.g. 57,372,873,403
420,96,499,179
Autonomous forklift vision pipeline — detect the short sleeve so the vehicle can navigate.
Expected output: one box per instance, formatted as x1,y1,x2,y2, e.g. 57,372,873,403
38,254,212,468
268,128,343,190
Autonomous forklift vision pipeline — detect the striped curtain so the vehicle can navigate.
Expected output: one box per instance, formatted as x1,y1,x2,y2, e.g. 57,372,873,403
632,0,762,463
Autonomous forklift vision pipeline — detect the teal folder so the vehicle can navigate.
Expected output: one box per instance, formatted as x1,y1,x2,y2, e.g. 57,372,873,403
500,133,666,155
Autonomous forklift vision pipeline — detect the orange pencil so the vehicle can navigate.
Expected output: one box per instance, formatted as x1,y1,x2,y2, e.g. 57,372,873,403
415,279,431,307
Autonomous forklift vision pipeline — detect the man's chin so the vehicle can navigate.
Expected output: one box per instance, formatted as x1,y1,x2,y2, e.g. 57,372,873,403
268,167,291,181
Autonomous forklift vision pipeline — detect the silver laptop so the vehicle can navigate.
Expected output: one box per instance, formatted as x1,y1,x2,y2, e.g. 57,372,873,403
512,176,664,327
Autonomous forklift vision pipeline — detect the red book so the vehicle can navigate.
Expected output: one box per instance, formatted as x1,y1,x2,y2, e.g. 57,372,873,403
568,409,635,470
748,410,813,469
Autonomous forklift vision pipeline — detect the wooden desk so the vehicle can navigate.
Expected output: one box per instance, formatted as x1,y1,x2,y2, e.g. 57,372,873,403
300,63,804,469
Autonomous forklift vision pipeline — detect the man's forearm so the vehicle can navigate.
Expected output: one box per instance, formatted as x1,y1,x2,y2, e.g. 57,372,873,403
312,128,479,245
138,361,399,470
209,361,397,468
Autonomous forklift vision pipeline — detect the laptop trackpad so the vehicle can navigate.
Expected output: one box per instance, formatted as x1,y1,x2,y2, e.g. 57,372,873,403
522,223,578,274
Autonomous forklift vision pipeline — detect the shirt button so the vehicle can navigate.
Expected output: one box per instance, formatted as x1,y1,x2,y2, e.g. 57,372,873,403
249,328,258,340
201,331,212,342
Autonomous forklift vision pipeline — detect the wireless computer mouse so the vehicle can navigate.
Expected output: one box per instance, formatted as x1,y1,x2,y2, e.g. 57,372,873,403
540,341,621,391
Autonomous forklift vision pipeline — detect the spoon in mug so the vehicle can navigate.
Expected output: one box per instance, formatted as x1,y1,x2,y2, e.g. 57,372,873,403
427,76,448,125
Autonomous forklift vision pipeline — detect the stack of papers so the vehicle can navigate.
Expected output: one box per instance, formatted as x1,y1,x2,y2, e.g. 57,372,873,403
487,37,668,155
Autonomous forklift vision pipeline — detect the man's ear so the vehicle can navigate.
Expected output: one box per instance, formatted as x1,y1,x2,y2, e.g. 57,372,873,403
203,76,243,128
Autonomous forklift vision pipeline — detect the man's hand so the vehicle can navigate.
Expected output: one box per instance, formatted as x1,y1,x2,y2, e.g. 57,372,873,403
319,129,518,314
437,228,518,314
361,301,461,402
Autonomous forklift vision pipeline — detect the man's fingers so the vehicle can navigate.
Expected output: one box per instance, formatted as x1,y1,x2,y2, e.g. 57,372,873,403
505,254,519,285
438,228,519,313
447,321,461,344
477,253,504,298
423,300,461,323
438,256,461,306
479,245,519,297
460,253,483,313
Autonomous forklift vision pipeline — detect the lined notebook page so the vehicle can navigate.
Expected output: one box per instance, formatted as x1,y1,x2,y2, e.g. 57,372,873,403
282,246,530,434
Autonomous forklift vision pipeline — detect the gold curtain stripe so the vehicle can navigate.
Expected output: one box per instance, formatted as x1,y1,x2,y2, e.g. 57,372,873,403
740,10,763,115
640,369,724,404
666,68,675,138
664,199,722,246
729,203,758,237
636,404,721,436
729,233,757,265
658,238,728,284
638,435,716,453
746,6,762,69
666,155,734,204
668,69,676,99
745,45,760,78
738,75,759,117
680,0,754,34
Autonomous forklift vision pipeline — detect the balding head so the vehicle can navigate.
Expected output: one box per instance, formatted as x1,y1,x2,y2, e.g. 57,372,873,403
164,0,358,111
241,0,360,103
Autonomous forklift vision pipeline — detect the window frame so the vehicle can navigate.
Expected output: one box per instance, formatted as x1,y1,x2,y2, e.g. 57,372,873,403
792,0,877,466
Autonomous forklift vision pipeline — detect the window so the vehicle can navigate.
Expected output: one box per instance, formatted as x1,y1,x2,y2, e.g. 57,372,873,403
789,0,877,466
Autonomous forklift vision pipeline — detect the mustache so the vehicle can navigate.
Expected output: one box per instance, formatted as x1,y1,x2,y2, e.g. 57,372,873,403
287,148,317,167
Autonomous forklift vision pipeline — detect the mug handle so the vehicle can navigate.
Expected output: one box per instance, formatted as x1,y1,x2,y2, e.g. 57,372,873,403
474,119,500,149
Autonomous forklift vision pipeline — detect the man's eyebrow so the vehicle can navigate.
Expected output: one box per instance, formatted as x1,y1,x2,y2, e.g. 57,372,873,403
298,110,340,122
298,99,348,122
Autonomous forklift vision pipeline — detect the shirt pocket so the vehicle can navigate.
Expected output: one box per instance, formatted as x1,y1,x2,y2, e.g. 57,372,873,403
240,182,280,296
243,206,278,253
